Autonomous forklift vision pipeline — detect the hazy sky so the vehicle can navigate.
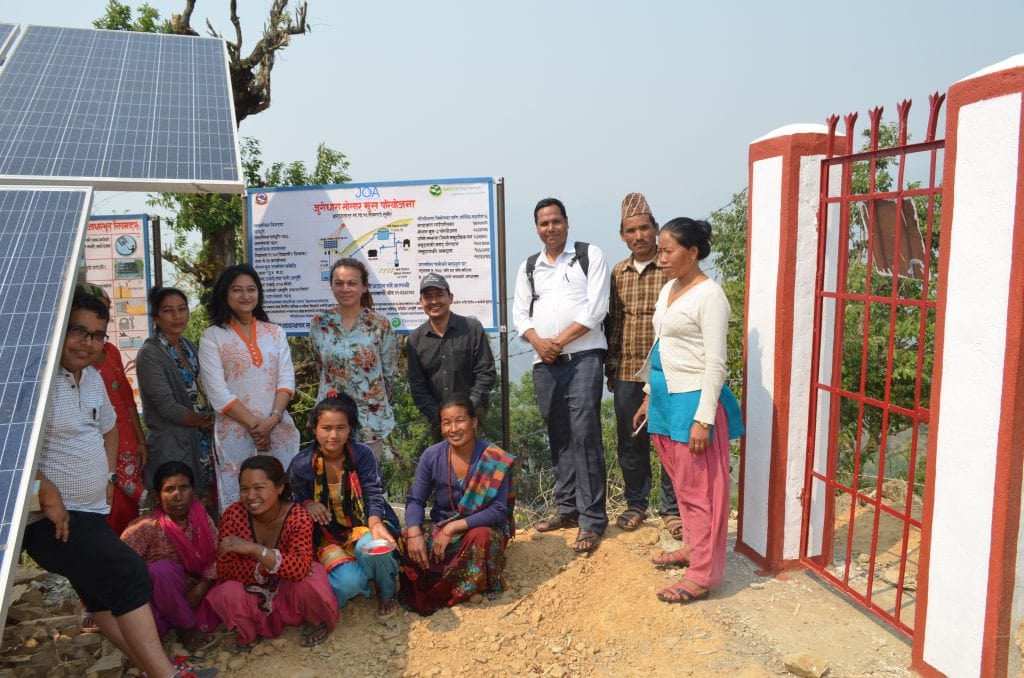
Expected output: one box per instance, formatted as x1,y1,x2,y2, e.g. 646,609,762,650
6,0,1024,311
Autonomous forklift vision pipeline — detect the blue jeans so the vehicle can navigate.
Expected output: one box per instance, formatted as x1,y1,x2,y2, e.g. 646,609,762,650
533,350,608,533
613,379,678,516
326,533,399,606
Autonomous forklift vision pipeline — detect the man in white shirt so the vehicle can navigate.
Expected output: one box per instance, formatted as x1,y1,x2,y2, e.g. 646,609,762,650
512,197,610,554
22,292,216,678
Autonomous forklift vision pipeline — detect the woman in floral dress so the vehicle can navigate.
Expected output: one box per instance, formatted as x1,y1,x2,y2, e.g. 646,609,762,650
309,258,396,459
200,264,300,513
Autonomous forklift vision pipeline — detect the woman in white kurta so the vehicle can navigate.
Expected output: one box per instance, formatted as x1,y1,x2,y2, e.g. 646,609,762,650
199,264,300,513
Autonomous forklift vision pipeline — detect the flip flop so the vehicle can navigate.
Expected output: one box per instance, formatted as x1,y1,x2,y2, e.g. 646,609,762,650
650,549,690,569
656,581,710,604
300,622,329,648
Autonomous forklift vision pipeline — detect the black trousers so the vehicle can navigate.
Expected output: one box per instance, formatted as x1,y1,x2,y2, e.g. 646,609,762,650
613,380,678,516
23,511,151,616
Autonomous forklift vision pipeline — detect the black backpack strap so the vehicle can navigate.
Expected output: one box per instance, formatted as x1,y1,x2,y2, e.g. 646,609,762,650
526,252,540,318
528,242,589,318
574,241,590,277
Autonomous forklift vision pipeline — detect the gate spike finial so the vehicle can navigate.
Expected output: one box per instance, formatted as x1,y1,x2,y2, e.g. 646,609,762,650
868,107,884,150
826,114,840,157
896,99,912,145
926,91,947,142
843,112,858,148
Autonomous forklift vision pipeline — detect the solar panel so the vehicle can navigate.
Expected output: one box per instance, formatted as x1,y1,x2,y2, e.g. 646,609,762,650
0,186,91,632
0,25,242,193
0,23,16,61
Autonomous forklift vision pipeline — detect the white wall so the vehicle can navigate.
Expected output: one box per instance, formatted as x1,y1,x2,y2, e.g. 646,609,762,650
742,155,782,557
923,91,1021,677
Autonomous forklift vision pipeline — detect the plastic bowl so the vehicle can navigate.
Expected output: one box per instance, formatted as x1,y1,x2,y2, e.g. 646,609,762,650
362,538,395,556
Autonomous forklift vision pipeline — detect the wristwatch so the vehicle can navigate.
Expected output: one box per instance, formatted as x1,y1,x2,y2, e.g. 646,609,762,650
695,421,710,431
108,472,117,484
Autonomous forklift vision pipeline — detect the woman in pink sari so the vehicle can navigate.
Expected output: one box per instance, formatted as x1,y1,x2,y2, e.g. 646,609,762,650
120,461,219,654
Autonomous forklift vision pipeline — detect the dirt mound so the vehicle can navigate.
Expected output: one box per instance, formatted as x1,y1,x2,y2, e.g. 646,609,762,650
214,519,913,677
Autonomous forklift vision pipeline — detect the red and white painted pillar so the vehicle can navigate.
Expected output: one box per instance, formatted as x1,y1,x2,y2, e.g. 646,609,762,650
738,126,847,571
914,54,1024,678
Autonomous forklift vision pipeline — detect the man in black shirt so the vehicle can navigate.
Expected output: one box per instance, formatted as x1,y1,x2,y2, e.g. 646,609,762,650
406,272,496,439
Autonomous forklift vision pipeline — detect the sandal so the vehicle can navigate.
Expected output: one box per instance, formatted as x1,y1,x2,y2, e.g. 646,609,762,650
535,514,578,532
571,529,601,554
300,622,330,648
181,629,219,655
234,641,256,653
615,507,647,531
661,514,684,540
656,580,710,604
650,549,690,569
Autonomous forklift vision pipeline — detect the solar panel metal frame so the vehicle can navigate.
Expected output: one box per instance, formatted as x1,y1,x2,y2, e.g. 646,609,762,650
0,23,17,62
0,25,243,194
0,185,92,635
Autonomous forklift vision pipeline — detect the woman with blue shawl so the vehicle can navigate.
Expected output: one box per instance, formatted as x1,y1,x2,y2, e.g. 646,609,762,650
402,397,515,614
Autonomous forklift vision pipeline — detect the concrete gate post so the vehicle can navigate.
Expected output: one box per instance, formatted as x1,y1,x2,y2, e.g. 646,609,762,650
914,53,1024,678
738,126,847,572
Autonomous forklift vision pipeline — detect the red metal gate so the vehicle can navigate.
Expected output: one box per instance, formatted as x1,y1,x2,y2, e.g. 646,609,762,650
799,95,945,637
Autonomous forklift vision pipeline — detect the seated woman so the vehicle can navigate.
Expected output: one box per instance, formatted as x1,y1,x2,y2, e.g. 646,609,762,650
120,461,218,654
204,456,338,650
288,391,401,618
402,397,515,614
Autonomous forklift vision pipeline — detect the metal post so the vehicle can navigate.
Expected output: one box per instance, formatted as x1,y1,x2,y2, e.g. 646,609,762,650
495,178,511,451
150,215,162,288
240,192,250,264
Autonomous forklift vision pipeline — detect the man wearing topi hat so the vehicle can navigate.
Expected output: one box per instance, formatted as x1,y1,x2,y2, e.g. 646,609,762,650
407,272,496,439
605,193,682,539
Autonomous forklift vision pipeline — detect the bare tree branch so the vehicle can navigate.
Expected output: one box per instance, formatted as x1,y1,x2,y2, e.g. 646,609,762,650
170,0,309,123
229,0,243,54
171,0,199,36
161,250,205,283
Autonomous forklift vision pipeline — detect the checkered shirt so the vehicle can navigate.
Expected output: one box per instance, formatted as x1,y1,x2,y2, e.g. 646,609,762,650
605,256,668,382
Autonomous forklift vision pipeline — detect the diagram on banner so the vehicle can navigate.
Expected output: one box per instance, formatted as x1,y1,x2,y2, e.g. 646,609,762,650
249,180,497,333
85,215,151,403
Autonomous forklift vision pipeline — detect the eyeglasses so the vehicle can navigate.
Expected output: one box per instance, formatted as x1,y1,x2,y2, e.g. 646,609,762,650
67,324,109,344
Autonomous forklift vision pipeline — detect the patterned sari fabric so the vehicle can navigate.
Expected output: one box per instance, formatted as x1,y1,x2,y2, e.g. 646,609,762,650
156,331,215,492
401,445,514,615
401,525,507,615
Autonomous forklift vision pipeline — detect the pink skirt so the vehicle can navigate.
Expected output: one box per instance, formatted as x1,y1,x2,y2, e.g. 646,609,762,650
200,562,339,644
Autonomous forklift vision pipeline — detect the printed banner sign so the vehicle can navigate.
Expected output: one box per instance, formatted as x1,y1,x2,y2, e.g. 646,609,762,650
247,178,498,334
84,214,152,403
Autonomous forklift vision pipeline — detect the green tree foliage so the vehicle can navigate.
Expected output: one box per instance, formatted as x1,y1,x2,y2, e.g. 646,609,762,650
150,137,351,301
833,123,939,491
707,189,749,398
93,0,172,32
94,0,313,298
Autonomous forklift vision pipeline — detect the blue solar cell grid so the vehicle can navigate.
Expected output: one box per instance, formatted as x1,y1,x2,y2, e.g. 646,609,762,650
0,26,241,191
0,187,89,588
0,24,16,59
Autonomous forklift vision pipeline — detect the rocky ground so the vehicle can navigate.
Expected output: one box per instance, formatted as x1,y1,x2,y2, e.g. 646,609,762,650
1,515,916,677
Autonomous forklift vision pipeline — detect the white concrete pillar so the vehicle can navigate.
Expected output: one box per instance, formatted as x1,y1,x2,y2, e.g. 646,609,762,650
739,126,846,571
913,53,1024,678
